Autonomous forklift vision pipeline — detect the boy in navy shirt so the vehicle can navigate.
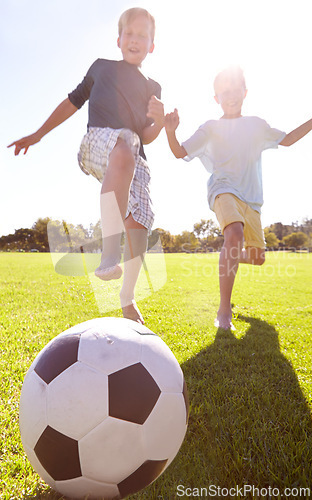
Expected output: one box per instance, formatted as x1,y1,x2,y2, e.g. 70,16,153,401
9,8,164,324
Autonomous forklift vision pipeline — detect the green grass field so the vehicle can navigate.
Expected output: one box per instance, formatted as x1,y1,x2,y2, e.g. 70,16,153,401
1,251,312,499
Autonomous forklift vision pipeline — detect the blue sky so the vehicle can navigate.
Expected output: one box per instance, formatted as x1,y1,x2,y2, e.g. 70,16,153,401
1,0,311,237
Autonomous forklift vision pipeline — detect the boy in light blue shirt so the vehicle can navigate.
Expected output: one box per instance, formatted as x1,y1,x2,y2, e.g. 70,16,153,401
165,66,312,330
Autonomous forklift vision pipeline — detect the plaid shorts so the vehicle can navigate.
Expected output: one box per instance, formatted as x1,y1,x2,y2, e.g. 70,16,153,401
78,127,154,230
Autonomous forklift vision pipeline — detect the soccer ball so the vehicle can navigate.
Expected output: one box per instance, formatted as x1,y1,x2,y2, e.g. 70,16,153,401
19,317,189,499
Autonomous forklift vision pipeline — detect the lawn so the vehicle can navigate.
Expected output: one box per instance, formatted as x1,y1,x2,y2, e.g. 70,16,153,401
0,251,312,499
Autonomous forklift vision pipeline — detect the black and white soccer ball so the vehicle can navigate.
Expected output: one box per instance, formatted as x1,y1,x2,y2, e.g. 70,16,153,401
19,317,189,499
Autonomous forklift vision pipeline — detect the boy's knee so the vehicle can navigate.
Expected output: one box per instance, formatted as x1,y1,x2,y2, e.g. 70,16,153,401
247,248,265,265
255,252,265,266
111,140,135,171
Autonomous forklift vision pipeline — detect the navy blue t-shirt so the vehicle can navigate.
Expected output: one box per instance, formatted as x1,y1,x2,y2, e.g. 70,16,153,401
68,59,161,159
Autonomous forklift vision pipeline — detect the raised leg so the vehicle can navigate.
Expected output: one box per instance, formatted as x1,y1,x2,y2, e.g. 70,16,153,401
95,139,135,280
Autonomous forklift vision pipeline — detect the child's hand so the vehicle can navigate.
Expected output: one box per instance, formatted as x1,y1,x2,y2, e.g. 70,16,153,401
147,95,164,128
8,133,41,156
164,109,179,132
164,109,186,158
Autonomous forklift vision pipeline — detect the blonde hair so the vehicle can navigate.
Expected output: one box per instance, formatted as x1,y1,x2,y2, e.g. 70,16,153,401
118,8,156,41
214,66,246,95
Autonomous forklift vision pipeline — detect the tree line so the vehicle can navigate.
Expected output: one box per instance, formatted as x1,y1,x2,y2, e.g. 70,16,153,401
0,217,311,253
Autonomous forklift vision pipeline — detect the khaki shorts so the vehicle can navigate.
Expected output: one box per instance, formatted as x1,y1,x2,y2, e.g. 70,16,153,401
214,193,265,249
78,127,154,230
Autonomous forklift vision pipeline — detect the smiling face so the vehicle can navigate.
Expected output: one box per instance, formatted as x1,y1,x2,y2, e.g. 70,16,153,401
117,14,155,67
215,82,247,118
214,67,247,119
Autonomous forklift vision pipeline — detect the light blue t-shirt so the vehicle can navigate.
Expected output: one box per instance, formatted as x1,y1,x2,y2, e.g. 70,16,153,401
182,116,286,213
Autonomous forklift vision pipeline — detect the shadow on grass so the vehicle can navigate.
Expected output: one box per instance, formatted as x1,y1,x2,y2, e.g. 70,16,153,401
141,315,312,499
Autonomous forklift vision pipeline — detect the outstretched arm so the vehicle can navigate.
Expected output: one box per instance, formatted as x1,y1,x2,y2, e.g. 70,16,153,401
142,95,165,144
280,118,312,147
8,98,78,155
164,109,187,158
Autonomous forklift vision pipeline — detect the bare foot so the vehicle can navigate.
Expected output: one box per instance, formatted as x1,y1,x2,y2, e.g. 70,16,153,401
121,300,144,324
215,310,236,331
95,263,123,281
